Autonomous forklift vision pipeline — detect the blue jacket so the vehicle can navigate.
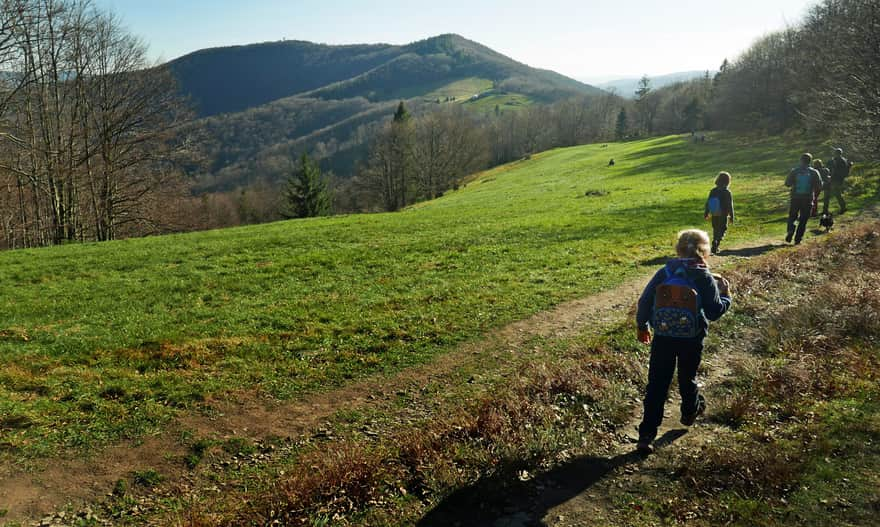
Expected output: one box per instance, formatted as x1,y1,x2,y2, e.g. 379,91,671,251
636,258,732,339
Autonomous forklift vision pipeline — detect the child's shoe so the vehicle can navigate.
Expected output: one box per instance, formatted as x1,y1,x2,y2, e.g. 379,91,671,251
680,394,706,426
636,440,654,454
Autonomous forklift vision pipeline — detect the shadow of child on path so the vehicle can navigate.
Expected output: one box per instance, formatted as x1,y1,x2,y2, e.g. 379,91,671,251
417,429,688,527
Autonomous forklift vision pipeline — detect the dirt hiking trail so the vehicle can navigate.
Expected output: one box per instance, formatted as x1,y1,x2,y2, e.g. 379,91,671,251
0,236,786,525
416,347,753,527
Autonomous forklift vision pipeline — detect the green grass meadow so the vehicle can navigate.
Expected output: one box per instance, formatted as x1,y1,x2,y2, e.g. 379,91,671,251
423,76,494,102
1,133,875,458
462,91,533,112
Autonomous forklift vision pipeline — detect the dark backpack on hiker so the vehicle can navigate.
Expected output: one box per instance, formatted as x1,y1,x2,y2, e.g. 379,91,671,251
831,158,851,181
652,262,700,338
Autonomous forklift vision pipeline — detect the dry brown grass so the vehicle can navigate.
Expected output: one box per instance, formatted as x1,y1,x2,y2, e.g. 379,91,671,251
666,220,880,518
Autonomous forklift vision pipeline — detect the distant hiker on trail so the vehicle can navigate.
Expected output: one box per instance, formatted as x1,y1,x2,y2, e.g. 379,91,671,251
825,148,852,214
704,171,735,254
785,153,824,245
635,229,732,454
811,159,830,217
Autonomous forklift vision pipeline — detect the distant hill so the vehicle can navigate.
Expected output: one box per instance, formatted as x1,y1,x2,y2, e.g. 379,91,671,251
170,34,603,192
593,71,712,98
171,34,602,118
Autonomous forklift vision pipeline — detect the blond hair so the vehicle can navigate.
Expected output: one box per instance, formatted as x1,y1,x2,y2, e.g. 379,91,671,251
676,229,711,261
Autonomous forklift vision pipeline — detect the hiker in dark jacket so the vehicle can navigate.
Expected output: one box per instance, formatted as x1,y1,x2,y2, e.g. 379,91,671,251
635,229,732,454
825,147,851,214
785,153,824,245
703,171,735,254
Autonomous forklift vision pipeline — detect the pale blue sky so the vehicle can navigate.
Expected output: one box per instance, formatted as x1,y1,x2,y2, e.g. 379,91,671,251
98,0,816,82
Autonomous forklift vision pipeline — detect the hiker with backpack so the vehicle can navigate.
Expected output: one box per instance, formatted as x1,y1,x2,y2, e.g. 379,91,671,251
785,153,824,245
825,147,852,214
635,229,732,454
703,172,735,254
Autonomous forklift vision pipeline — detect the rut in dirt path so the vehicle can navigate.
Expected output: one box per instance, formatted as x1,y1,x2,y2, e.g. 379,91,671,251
0,236,786,524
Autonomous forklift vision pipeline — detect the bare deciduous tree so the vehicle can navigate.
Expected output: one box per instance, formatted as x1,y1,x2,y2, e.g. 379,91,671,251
0,0,193,249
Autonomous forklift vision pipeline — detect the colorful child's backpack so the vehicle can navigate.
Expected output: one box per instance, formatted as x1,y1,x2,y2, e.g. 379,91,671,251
652,262,701,338
707,195,723,216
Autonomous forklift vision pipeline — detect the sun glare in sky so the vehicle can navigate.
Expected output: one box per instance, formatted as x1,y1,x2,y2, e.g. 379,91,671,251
100,0,816,81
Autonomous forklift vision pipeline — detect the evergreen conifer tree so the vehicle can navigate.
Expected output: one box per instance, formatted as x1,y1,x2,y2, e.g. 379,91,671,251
393,100,410,123
283,153,330,218
615,108,628,141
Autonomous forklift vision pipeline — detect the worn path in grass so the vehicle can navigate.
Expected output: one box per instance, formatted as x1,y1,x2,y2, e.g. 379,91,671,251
417,231,838,527
0,235,786,524
416,349,755,527
533,350,753,526
1,270,651,523
415,235,792,527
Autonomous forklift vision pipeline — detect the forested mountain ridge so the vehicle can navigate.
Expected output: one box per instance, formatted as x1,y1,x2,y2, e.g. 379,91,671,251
171,33,601,118
173,33,604,193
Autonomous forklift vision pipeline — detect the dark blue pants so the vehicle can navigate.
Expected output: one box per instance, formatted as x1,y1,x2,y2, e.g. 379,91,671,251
787,196,813,243
711,215,729,246
638,336,704,442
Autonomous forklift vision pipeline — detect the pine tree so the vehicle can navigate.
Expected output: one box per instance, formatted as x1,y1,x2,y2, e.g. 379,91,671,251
390,101,413,209
634,75,658,134
615,108,628,141
683,97,703,132
634,75,652,100
393,100,410,123
282,153,330,218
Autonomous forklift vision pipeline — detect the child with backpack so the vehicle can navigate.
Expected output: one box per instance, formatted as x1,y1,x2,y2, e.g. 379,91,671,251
703,172,735,254
635,229,732,454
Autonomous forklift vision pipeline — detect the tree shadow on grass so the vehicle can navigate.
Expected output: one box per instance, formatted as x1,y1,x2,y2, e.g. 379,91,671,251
417,429,688,527
717,243,785,257
641,255,671,266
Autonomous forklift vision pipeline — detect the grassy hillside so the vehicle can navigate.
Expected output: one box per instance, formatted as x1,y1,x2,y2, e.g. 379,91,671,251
1,133,876,459
184,220,880,527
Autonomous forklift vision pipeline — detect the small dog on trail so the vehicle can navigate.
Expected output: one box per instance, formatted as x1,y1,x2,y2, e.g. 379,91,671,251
819,211,834,232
